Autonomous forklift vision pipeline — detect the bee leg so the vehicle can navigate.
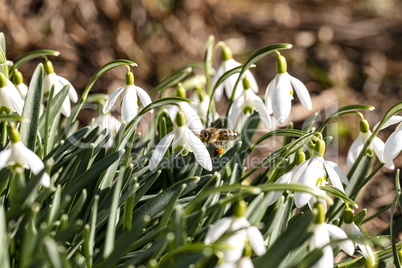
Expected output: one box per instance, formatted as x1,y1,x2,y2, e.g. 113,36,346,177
212,142,224,158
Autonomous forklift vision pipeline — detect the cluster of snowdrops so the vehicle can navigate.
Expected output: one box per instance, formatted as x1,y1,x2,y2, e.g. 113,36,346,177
0,33,401,267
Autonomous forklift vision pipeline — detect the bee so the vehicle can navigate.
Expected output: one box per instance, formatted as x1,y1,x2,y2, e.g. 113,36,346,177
199,128,240,157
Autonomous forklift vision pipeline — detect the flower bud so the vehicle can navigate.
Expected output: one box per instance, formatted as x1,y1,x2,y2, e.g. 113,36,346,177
233,200,247,218
44,60,55,75
222,46,233,61
13,69,24,86
343,207,354,224
276,55,287,74
125,71,134,86
175,110,186,127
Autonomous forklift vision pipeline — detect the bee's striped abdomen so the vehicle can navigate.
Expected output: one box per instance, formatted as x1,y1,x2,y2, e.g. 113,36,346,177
218,129,240,141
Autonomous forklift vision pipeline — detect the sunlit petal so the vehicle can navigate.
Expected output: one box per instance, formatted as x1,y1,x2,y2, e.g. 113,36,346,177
251,92,272,129
205,217,233,244
121,86,138,122
0,149,12,170
265,79,275,115
247,226,266,256
273,74,292,123
228,97,244,129
135,86,153,113
326,224,355,255
373,115,402,131
185,127,212,171
383,127,402,163
324,161,348,186
347,133,364,171
103,86,125,114
289,74,312,110
372,136,394,169
149,130,176,170
57,75,78,103
324,161,346,191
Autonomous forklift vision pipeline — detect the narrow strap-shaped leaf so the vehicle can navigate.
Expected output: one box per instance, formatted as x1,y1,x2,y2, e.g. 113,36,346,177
9,50,60,75
0,205,10,268
20,64,43,150
391,170,401,268
47,185,62,225
159,184,186,231
320,185,357,207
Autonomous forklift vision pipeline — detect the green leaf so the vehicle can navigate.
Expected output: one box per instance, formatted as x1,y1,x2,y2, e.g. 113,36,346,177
253,211,314,267
149,66,192,96
266,196,294,247
0,205,10,268
20,64,43,151
320,186,357,207
390,170,401,268
71,59,136,121
9,49,60,75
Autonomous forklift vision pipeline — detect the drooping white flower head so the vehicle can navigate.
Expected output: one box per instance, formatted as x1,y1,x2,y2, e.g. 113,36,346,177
205,201,266,264
347,117,394,171
167,83,204,135
0,72,24,115
92,110,122,148
103,70,153,123
12,69,28,99
265,53,312,124
379,115,402,164
149,110,212,171
309,203,355,268
213,46,258,101
228,76,271,129
43,60,78,117
0,125,50,187
294,139,349,209
341,208,376,267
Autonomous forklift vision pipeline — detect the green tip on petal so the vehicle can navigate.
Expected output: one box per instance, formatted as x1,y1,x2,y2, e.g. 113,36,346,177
242,105,253,115
13,69,24,85
0,72,7,88
44,60,55,75
175,83,186,98
313,202,325,224
360,119,370,133
296,150,306,165
276,55,287,74
125,71,134,85
8,123,21,143
314,139,326,157
343,208,354,224
222,45,233,61
175,110,186,127
233,200,247,218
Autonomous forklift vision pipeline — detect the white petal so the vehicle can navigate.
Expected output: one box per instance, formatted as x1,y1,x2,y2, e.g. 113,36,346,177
324,161,346,191
121,86,138,122
312,245,333,268
40,173,51,188
247,226,266,256
294,157,324,208
289,74,312,110
251,92,272,129
6,83,25,115
213,65,225,101
267,168,295,206
135,85,153,113
373,115,402,131
237,257,254,268
0,149,12,170
18,142,45,174
289,160,309,183
228,97,244,129
16,83,28,99
57,75,78,103
205,217,233,244
372,136,394,169
60,95,71,117
347,134,364,172
180,103,203,135
103,86,124,114
148,130,176,170
310,224,330,249
325,161,349,186
272,73,292,124
185,127,212,171
383,127,402,163
358,242,375,266
265,79,275,115
224,59,243,100
326,224,355,255
222,232,246,263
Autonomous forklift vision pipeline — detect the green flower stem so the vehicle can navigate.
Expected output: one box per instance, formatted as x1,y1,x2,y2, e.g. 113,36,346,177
224,43,292,127
9,50,59,77
44,85,55,156
124,130,137,167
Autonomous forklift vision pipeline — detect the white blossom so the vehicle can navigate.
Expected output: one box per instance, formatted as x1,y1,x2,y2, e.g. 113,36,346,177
0,74,24,115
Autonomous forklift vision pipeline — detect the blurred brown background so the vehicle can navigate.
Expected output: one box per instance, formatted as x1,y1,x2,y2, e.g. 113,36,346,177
1,0,402,237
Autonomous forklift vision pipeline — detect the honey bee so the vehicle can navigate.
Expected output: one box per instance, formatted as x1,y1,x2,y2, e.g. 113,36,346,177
199,128,240,157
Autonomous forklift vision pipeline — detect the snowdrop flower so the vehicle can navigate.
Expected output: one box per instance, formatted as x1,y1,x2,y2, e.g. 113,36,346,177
0,72,24,115
228,76,271,129
267,150,308,206
12,69,28,99
0,124,50,187
205,201,266,264
265,53,312,124
309,203,355,268
149,110,212,171
347,117,394,171
294,139,349,208
341,208,375,267
104,70,152,123
213,45,258,101
381,116,402,164
190,86,219,124
92,109,122,148
44,60,78,117
167,83,204,135
216,245,254,268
